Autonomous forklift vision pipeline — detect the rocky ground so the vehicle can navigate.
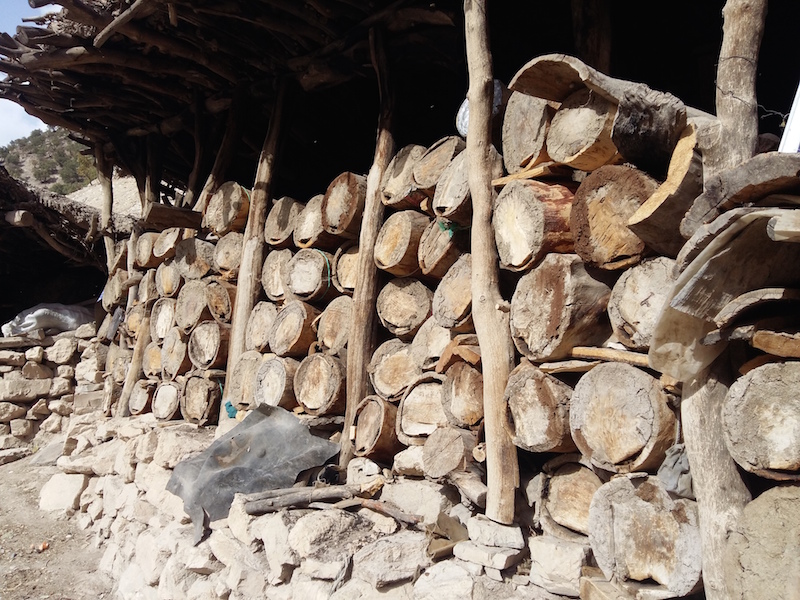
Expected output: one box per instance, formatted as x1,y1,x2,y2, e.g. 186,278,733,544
0,450,113,600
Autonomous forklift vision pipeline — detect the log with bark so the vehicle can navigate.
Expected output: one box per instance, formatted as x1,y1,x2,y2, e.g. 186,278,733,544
153,226,191,262
292,193,342,250
174,237,216,280
264,195,303,249
417,217,468,279
153,380,182,421
135,231,162,268
432,146,502,226
205,279,236,323
570,361,678,473
244,301,277,353
181,373,221,426
261,248,293,303
125,303,148,339
503,360,576,453
570,165,658,270
412,135,465,200
510,253,612,361
432,253,473,333
410,315,455,372
501,90,551,174
395,373,448,446
282,248,338,304
373,209,431,276
129,378,156,415
137,268,159,305
354,395,403,464
142,341,162,379
156,259,183,298
368,338,423,401
322,171,368,239
101,269,129,312
314,295,352,356
423,426,477,479
161,326,192,380
539,454,604,538
376,277,433,340
331,243,360,296
722,361,800,480
441,361,483,429
174,279,211,333
268,300,320,357
202,180,250,236
188,320,230,370
227,350,266,411
294,352,346,416
380,143,428,211
254,355,299,409
607,256,676,351
493,179,574,272
589,474,702,596
213,231,243,279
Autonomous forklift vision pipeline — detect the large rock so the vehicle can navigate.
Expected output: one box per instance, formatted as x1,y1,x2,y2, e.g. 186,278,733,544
135,530,171,586
251,510,302,585
116,563,158,600
413,560,476,600
331,578,413,600
528,535,591,597
452,540,527,570
152,426,214,469
227,493,260,549
21,360,53,379
287,509,376,561
25,346,44,362
0,401,26,422
467,514,525,549
0,350,25,366
39,472,88,511
207,527,269,572
10,418,34,437
157,554,202,600
48,377,74,397
0,379,52,403
44,337,78,364
379,479,460,525
351,530,431,588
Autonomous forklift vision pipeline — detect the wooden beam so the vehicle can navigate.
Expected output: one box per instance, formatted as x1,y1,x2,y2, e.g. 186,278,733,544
95,143,116,272
217,80,287,432
94,0,156,49
463,0,518,525
339,27,394,468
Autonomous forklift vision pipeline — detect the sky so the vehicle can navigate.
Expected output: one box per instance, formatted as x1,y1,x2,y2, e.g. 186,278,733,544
0,1,59,146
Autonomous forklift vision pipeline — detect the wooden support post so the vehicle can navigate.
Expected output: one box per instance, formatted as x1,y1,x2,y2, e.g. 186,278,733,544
95,143,115,272
340,28,394,468
570,0,611,73
217,81,286,432
464,0,519,524
182,91,204,208
145,132,164,207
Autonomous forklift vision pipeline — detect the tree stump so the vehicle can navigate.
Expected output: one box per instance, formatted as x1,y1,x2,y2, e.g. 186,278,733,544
374,209,431,277
376,277,433,341
203,180,250,235
254,355,299,409
264,196,303,249
294,353,346,416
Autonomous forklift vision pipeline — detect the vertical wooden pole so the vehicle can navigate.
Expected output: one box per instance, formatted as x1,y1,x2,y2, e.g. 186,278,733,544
182,91,204,208
339,28,394,468
464,0,518,524
217,81,286,432
570,0,612,73
145,132,164,206
95,144,115,272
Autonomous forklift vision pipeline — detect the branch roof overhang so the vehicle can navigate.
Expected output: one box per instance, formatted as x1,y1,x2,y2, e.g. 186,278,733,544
0,0,462,195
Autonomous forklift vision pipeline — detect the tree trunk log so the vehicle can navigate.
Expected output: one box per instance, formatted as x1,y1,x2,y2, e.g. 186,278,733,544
442,361,483,428
571,165,658,270
607,257,677,351
410,315,455,371
181,374,220,425
354,395,403,464
244,301,277,352
125,303,148,339
174,279,211,333
265,195,303,249
205,279,236,324
129,378,156,415
493,179,574,272
374,209,431,277
161,326,191,380
228,350,266,411
292,193,342,250
376,277,433,341
540,454,603,537
137,268,159,305
501,91,551,174
368,338,422,401
268,300,320,357
589,474,702,596
153,226,190,262
722,361,800,480
203,180,250,236
135,231,162,268
283,248,338,304
418,217,467,279
322,171,367,239
432,253,473,333
153,380,182,421
504,360,576,453
570,362,678,473
396,373,448,446
142,341,162,379
432,148,502,226
423,426,477,479
150,297,176,343
155,259,183,298
381,143,428,211
294,353,346,416
331,243,359,296
261,248,293,303
174,237,216,280
254,355,299,409
188,320,230,370
412,135,465,197
510,253,611,361
214,231,243,278
315,295,352,356
117,312,151,418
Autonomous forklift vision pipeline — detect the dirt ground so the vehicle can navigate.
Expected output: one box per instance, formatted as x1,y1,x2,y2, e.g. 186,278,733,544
0,454,113,600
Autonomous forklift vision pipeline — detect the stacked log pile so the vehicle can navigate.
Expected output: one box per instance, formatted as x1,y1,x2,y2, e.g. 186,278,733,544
82,49,800,599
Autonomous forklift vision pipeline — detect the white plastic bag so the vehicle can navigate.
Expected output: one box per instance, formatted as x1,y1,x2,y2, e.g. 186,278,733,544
1,303,95,337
